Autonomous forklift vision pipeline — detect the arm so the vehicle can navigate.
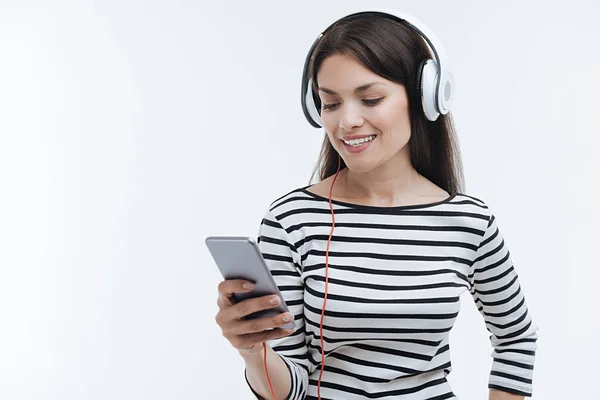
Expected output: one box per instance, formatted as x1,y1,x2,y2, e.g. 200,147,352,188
243,208,314,399
489,388,525,400
469,211,539,398
242,344,293,400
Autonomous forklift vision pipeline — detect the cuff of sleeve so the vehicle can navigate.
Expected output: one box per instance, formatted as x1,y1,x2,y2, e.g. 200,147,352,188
488,357,534,397
489,368,533,397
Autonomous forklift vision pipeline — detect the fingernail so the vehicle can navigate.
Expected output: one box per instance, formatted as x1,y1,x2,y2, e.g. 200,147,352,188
270,296,279,304
283,314,293,322
243,282,255,290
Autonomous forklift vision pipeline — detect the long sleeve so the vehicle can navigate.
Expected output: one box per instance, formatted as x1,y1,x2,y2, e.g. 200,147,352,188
244,208,313,400
468,210,539,397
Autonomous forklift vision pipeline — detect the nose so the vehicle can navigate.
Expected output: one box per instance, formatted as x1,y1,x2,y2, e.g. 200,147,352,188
338,102,364,132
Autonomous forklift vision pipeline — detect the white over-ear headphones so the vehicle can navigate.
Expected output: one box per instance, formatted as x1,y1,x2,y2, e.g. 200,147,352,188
301,9,454,127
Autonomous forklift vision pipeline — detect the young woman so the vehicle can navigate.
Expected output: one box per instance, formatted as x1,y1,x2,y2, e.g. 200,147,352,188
214,10,538,400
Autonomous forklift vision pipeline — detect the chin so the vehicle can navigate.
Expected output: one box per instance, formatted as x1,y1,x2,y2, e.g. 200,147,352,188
342,161,377,175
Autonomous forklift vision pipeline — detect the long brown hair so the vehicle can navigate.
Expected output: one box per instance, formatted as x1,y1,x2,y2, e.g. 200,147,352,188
307,13,465,195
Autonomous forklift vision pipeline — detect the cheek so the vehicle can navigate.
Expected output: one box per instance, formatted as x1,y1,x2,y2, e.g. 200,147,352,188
372,101,410,136
321,112,337,132
319,116,336,140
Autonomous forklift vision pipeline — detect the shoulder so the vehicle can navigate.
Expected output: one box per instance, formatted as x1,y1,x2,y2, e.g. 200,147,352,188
262,185,317,215
452,192,496,228
454,192,489,208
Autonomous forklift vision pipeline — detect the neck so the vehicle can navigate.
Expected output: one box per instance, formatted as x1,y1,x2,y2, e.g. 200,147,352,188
341,153,422,205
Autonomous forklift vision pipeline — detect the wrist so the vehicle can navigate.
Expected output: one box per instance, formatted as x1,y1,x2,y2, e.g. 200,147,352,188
239,343,268,363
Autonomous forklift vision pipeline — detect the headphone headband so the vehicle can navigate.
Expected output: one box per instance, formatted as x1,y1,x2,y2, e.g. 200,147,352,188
301,9,453,127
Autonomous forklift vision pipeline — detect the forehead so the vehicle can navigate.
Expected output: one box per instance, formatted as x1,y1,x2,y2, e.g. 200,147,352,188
316,53,388,92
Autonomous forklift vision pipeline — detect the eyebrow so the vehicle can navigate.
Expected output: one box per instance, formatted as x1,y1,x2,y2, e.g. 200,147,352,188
318,82,383,95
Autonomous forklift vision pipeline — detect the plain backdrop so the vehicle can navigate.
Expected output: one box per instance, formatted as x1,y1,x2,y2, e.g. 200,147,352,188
1,0,598,399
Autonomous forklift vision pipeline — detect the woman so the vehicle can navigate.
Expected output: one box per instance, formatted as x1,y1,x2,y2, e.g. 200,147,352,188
214,10,538,400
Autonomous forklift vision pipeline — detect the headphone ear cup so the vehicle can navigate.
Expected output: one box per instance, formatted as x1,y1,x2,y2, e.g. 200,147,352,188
418,58,440,122
305,79,323,127
415,59,427,107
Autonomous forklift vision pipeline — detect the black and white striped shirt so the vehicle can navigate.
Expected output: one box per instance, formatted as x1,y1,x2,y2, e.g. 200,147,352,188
246,186,538,399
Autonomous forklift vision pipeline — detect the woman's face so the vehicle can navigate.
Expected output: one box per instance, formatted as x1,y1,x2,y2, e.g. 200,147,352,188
316,53,412,174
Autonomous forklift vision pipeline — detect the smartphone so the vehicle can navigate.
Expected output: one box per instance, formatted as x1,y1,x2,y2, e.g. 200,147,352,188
205,236,294,330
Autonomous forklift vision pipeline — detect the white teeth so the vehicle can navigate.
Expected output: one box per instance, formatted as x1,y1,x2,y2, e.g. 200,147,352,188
343,135,376,146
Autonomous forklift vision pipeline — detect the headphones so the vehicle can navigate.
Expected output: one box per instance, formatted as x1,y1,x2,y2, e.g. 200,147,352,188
300,9,454,126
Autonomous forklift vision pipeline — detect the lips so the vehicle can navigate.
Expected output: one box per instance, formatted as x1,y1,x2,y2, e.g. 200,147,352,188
341,134,377,141
341,134,377,153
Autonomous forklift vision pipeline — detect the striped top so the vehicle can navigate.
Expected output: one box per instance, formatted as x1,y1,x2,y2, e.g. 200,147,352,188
246,186,538,399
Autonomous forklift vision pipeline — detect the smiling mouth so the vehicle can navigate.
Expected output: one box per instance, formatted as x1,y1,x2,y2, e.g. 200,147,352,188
341,134,377,147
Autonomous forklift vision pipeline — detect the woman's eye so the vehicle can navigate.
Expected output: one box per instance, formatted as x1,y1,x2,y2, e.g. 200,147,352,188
362,98,383,106
321,97,383,112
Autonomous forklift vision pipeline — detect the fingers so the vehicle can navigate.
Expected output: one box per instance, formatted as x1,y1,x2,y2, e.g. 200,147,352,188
217,279,255,308
229,294,283,320
230,328,295,351
217,294,285,330
215,279,295,353
228,312,294,335
218,279,255,298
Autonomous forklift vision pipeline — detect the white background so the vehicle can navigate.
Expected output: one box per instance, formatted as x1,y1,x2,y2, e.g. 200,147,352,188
1,0,598,399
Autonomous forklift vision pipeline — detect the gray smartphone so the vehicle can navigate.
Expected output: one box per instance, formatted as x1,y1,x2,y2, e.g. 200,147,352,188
205,236,294,330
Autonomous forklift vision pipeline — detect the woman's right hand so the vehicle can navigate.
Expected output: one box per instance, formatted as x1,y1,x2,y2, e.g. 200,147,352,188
215,279,295,355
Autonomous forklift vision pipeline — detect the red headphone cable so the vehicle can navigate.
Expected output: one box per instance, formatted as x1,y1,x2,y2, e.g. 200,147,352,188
263,154,342,400
263,341,276,399
317,154,342,400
